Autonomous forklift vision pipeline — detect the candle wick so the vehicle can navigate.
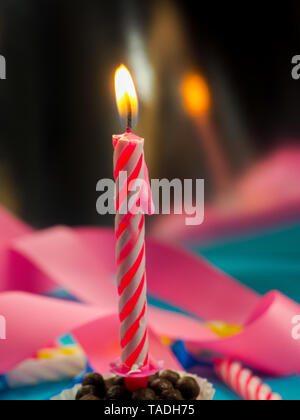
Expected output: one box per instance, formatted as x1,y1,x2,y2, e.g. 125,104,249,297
126,94,132,132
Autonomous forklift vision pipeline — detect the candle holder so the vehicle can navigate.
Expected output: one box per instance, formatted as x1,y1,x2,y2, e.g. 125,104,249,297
110,358,163,391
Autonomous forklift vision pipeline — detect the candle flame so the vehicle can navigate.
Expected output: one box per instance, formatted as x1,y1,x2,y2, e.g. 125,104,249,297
182,73,211,117
115,65,138,129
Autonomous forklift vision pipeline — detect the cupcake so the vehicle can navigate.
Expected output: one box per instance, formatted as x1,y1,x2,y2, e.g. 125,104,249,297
52,370,215,401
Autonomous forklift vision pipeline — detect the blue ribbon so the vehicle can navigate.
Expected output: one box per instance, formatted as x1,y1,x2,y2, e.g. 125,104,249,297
0,375,9,391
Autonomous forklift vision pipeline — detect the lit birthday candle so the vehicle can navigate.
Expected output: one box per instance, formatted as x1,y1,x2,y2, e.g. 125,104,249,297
113,65,154,372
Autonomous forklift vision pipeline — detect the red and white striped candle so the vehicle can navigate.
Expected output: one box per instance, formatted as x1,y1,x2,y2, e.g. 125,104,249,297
113,66,153,370
214,358,282,401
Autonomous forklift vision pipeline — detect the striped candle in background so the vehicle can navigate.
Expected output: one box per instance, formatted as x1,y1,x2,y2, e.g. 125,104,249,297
215,358,282,401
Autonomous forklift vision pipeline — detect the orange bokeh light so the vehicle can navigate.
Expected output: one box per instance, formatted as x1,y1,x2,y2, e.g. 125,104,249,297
181,73,211,117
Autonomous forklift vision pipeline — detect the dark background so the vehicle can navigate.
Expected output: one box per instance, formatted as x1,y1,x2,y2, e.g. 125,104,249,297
0,0,299,228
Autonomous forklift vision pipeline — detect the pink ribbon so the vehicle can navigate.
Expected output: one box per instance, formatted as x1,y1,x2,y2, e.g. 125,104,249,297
0,206,299,375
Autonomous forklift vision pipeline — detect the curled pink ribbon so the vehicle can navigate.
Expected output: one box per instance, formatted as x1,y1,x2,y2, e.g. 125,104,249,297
0,206,299,376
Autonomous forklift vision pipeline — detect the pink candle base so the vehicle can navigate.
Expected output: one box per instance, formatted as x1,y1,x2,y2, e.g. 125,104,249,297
111,358,163,391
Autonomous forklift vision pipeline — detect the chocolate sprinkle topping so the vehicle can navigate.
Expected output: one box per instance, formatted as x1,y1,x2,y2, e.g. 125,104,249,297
75,370,202,401
76,385,98,400
176,377,200,400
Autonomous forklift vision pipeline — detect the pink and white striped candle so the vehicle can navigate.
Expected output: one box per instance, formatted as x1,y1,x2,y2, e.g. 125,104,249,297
113,130,153,369
113,66,154,371
214,358,282,401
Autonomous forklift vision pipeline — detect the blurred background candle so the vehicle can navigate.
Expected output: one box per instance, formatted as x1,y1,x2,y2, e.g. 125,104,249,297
181,73,232,194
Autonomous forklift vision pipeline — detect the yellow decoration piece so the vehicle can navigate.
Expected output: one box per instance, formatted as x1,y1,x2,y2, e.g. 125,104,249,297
37,350,58,360
59,348,76,356
160,336,172,347
206,321,242,338
37,346,77,360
